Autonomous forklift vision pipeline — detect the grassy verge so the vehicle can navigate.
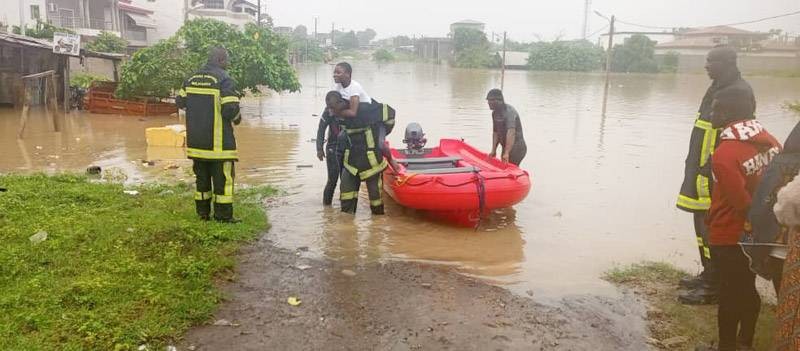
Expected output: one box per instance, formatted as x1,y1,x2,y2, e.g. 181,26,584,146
784,101,800,115
0,174,274,350
604,262,775,350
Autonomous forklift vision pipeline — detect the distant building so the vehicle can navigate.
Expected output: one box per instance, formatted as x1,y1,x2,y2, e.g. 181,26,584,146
655,25,800,73
495,51,529,70
273,26,293,35
415,37,452,63
450,19,484,36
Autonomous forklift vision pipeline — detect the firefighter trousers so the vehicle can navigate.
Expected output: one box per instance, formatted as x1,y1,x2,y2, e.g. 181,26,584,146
193,160,235,220
340,170,384,215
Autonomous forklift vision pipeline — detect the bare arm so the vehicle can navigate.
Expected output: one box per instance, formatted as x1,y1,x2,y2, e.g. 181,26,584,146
502,129,516,162
490,132,500,157
339,96,361,118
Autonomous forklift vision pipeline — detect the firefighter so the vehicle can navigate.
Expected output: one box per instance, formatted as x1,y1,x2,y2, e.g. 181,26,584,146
676,45,755,304
176,47,242,223
325,91,396,215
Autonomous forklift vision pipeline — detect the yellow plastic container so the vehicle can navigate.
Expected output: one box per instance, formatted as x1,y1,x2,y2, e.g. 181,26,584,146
145,125,186,147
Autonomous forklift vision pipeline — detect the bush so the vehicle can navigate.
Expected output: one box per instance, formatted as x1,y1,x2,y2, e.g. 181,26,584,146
116,19,300,99
69,73,110,88
12,20,73,39
611,34,659,73
527,40,603,72
372,48,395,62
85,31,128,54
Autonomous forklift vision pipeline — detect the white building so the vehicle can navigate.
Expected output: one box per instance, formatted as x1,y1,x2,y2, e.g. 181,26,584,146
127,0,257,44
3,0,47,32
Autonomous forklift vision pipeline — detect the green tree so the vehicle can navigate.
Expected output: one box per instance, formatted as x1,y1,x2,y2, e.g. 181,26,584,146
85,31,128,54
611,34,659,73
372,48,394,62
527,40,603,72
452,27,491,68
357,28,377,46
334,30,358,50
116,19,300,99
292,25,308,40
659,51,680,73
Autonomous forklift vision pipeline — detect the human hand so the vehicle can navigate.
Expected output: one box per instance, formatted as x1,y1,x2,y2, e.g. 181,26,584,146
488,151,497,158
317,150,325,161
501,153,510,163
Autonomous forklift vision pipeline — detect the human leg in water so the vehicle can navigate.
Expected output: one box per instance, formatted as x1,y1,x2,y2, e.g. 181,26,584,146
323,144,340,205
365,173,384,215
339,166,361,214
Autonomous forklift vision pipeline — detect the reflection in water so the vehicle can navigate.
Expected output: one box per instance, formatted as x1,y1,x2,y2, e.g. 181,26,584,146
2,63,799,299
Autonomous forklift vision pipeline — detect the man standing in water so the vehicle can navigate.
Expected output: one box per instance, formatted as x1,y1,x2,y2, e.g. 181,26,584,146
176,47,242,223
487,89,527,166
676,46,754,304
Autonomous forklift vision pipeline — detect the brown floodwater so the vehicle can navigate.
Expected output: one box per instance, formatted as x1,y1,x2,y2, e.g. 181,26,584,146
2,62,799,301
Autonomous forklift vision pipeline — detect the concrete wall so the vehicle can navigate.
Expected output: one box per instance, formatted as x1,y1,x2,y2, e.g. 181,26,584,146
69,56,117,81
129,0,182,44
658,52,800,73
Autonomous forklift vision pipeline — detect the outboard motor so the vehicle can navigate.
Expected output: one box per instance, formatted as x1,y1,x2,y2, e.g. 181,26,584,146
403,122,427,152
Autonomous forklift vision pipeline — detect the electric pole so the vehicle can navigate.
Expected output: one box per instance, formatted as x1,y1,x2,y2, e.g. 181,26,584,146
501,31,507,91
602,15,615,116
257,0,261,26
582,0,591,39
331,22,335,47
314,17,318,41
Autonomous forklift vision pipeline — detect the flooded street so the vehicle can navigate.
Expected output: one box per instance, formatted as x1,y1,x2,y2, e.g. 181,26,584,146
2,62,799,301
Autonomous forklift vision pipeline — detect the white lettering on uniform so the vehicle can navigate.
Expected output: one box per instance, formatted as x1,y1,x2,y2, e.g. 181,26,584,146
741,146,780,176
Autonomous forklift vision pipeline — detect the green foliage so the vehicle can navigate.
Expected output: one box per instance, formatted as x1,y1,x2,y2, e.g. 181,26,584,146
372,48,395,62
70,73,110,88
611,34,659,73
0,174,274,350
785,101,800,115
334,30,359,50
658,51,680,73
116,19,300,99
527,40,603,72
290,39,324,62
452,28,491,68
12,20,74,39
85,31,128,54
357,28,377,46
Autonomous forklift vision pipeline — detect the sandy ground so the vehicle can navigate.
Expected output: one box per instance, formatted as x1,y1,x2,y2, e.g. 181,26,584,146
182,236,651,351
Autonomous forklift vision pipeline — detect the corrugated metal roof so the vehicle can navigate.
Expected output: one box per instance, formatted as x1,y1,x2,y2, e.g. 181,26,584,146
0,32,53,50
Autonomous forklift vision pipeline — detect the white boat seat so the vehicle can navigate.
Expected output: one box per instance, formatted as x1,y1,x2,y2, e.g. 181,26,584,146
415,166,478,174
397,156,462,164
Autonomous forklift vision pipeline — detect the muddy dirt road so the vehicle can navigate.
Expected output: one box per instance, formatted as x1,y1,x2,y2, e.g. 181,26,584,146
183,236,649,351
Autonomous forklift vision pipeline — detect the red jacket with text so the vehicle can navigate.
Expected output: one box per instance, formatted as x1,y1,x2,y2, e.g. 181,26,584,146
708,120,782,246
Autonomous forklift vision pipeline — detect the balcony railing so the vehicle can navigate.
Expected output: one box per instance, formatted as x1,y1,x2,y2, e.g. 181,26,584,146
49,15,114,31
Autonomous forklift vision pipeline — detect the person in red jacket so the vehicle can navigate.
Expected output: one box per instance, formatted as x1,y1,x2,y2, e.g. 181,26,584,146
701,85,781,351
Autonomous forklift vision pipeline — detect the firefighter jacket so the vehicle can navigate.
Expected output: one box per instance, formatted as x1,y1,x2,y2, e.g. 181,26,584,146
176,63,241,161
338,102,396,180
677,71,755,212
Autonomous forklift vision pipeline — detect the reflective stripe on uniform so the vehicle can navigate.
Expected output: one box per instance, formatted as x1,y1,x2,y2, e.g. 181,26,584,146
696,174,711,199
382,103,389,121
346,127,370,134
178,89,187,97
359,158,388,180
187,148,238,159
221,96,240,105
341,191,358,200
217,161,234,204
191,74,219,84
370,198,383,207
677,194,711,211
342,150,360,176
195,191,212,200
364,128,376,149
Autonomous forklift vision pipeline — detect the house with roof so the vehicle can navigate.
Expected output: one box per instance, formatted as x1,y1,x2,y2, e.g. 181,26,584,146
495,51,529,70
655,25,800,73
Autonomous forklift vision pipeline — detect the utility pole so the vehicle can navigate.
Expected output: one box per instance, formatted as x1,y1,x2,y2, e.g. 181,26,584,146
314,17,318,41
601,15,615,116
582,0,591,39
19,0,26,34
331,22,335,47
183,0,189,22
257,0,261,26
501,31,507,91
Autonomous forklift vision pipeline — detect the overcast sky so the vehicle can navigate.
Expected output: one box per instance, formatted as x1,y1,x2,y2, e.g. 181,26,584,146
267,0,800,42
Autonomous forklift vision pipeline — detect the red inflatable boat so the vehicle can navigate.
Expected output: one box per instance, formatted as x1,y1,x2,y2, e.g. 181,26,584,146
383,139,531,226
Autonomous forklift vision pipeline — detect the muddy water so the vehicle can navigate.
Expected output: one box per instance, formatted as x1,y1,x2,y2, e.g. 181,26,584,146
2,63,799,301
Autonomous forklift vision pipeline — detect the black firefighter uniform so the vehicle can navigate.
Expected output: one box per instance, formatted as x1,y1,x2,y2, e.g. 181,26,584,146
176,64,242,220
677,72,755,270
338,102,396,215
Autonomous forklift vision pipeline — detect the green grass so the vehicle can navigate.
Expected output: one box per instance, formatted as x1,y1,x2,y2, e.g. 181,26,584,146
0,174,274,350
605,262,776,350
784,101,800,115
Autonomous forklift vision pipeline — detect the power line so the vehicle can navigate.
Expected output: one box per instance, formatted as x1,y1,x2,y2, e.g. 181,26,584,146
587,24,609,38
613,9,800,31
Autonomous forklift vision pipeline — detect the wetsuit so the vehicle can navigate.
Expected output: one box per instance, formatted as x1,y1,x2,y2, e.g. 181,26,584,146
317,109,343,205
